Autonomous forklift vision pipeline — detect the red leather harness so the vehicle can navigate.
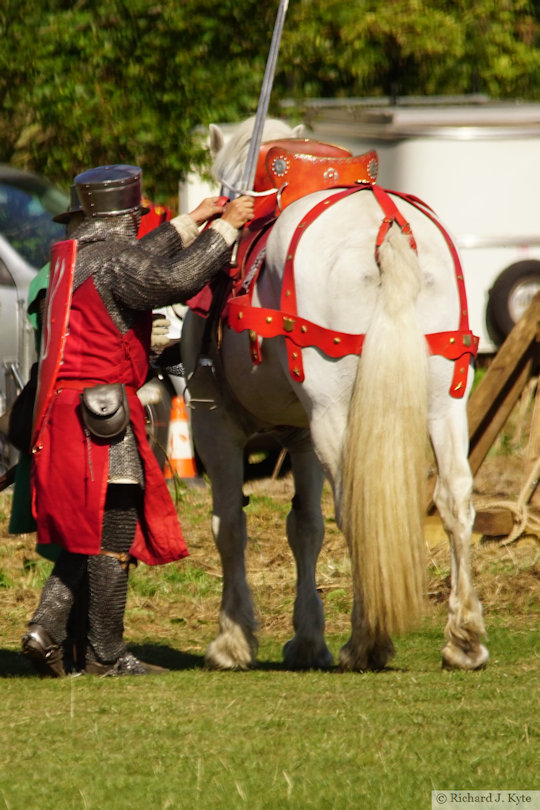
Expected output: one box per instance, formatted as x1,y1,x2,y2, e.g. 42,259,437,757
226,184,478,398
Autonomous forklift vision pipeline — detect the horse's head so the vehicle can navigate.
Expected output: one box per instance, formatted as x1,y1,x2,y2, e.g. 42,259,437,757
209,116,305,198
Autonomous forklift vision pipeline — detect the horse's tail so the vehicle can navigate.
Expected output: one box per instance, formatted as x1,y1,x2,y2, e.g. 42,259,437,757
342,225,429,640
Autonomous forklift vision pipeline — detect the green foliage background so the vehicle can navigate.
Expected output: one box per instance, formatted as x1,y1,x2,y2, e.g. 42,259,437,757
1,0,540,203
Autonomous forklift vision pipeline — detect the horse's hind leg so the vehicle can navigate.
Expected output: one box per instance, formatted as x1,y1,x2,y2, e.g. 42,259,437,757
192,410,257,670
282,431,333,669
430,396,489,670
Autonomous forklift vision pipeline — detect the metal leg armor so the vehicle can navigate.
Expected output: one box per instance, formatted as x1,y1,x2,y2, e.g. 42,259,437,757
84,484,166,676
22,550,87,677
86,553,130,665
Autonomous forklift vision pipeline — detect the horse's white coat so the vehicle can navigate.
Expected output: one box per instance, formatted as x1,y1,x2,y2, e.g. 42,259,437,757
182,119,488,671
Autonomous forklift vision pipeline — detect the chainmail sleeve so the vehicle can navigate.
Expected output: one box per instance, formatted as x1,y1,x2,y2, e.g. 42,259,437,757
71,216,234,314
137,221,187,258
109,224,232,311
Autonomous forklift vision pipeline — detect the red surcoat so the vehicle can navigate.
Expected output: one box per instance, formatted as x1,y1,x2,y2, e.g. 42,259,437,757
31,276,188,566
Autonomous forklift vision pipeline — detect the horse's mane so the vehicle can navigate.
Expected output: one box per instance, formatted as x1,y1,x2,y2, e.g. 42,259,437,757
211,116,304,191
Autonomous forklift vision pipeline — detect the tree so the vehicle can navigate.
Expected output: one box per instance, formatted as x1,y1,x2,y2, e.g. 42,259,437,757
1,0,539,203
0,0,275,202
278,0,540,101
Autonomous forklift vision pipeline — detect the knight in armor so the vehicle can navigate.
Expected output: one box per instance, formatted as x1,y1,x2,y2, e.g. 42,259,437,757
22,164,254,677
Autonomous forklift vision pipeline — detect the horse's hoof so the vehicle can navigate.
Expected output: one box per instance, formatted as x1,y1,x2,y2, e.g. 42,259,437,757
338,637,395,672
441,642,489,671
282,639,334,670
205,638,256,671
204,652,253,671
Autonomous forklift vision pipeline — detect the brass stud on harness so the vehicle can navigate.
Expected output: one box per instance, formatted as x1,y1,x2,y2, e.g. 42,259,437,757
283,317,295,332
266,316,273,323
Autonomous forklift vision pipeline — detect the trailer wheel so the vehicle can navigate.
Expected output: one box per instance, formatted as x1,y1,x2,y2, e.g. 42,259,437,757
486,260,540,346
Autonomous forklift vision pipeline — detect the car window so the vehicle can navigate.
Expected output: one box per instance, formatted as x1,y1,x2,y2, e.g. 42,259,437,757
0,179,67,268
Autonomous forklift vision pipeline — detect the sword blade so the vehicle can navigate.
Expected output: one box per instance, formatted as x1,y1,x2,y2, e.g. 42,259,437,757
240,0,289,193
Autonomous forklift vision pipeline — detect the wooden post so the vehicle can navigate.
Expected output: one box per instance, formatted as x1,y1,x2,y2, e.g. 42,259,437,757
426,292,540,536
465,290,540,536
467,290,540,474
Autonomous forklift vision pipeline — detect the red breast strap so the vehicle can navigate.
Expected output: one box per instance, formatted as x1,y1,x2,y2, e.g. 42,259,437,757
226,185,478,398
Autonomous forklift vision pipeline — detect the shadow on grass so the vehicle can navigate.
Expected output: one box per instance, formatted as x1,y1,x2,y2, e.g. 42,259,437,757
0,648,33,677
0,643,411,678
0,644,206,678
254,660,410,674
129,643,205,671
133,645,292,673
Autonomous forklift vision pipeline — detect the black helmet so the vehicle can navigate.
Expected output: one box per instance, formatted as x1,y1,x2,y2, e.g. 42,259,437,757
74,164,143,217
52,184,84,224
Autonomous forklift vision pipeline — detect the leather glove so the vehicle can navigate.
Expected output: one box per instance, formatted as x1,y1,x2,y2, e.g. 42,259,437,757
151,314,171,349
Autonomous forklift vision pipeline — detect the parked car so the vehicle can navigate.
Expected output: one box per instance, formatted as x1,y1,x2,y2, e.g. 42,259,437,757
0,166,69,469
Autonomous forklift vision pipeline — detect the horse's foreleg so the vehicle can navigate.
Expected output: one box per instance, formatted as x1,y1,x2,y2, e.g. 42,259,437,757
282,434,333,669
206,498,258,670
430,407,489,670
191,409,257,670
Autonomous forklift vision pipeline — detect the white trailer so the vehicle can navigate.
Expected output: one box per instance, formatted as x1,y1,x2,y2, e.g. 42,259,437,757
180,99,540,353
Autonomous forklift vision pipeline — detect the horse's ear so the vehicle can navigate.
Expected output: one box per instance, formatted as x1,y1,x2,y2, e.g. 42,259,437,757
209,124,225,158
292,124,307,138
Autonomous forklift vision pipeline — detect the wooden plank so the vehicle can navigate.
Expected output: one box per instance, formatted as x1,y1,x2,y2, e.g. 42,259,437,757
467,290,540,437
473,507,514,536
427,293,540,516
525,380,540,509
468,357,533,475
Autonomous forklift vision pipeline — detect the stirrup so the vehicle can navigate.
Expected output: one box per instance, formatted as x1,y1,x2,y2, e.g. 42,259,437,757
185,356,218,410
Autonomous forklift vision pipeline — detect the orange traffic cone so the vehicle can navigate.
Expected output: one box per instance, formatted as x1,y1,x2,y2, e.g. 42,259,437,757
165,395,198,480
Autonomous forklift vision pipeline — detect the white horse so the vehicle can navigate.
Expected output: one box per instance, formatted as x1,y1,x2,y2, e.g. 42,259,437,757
181,117,489,672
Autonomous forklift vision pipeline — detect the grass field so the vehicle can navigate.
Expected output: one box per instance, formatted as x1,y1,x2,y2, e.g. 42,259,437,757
0,476,538,810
